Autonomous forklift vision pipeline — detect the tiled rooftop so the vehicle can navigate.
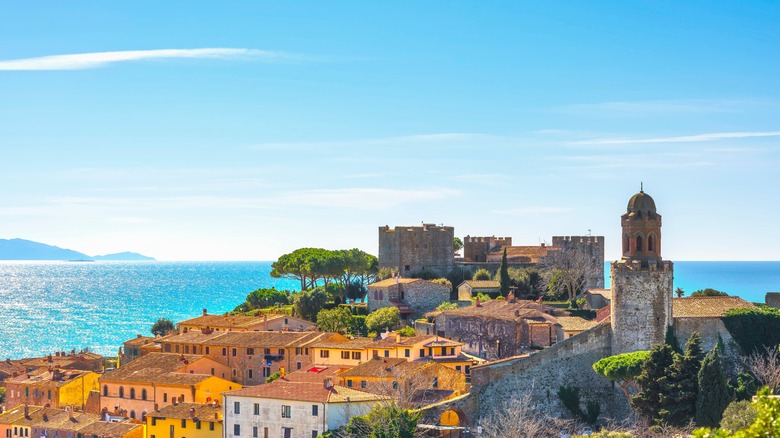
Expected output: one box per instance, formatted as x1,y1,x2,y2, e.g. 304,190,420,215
146,402,222,420
673,296,756,318
100,353,211,385
226,380,385,403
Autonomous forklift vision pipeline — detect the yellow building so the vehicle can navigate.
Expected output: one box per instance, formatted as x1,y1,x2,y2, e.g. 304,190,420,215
145,403,222,438
366,334,476,373
99,353,239,421
0,405,143,438
308,335,375,367
3,369,100,410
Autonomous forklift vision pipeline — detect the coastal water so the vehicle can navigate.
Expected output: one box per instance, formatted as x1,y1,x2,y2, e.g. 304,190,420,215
0,261,778,360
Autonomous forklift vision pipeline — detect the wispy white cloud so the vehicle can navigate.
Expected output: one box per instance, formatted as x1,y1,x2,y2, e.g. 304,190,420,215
0,48,294,70
571,131,780,146
250,133,490,151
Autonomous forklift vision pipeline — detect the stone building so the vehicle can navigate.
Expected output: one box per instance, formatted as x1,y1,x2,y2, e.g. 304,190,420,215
378,224,454,277
4,368,100,410
610,189,673,354
463,236,512,262
432,297,571,360
367,277,450,318
455,280,500,300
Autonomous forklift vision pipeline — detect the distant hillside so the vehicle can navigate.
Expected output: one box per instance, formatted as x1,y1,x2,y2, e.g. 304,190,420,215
93,252,155,261
0,238,155,261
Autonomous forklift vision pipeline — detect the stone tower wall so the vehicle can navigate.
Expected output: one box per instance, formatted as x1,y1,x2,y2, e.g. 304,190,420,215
610,259,673,354
552,235,606,289
463,236,512,262
378,224,454,277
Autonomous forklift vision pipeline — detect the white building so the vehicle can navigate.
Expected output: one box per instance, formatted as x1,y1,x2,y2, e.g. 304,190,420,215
223,378,386,438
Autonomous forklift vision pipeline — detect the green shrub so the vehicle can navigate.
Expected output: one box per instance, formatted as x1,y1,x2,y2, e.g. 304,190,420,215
265,372,280,383
436,302,459,311
719,400,756,432
722,307,780,353
397,326,416,337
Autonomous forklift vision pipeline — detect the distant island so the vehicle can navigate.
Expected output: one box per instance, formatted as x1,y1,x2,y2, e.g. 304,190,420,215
0,238,155,261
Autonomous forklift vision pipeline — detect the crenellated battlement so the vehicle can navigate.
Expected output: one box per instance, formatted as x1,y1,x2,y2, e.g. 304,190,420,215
552,235,605,246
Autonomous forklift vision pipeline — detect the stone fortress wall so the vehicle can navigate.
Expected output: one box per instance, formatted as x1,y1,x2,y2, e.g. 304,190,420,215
552,235,606,289
378,224,454,277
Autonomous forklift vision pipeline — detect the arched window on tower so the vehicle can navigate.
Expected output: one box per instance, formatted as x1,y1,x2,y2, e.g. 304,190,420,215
636,235,643,253
648,235,655,252
623,234,629,255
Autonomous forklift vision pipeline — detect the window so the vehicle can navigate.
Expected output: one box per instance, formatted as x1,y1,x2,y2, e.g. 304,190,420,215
465,365,471,374
232,348,237,357
455,366,462,372
205,346,210,354
312,432,318,438
283,429,292,438
196,421,201,430
296,362,302,370
222,348,227,356
372,350,379,358
351,352,361,360
450,348,455,355
319,350,329,359
181,419,186,429
118,387,124,398
419,349,425,357
34,389,39,398
234,402,241,414
404,265,410,271
392,381,398,390
284,318,288,325
130,388,135,399
295,348,302,355
312,405,318,416
151,418,157,426
263,428,268,438
347,380,352,388
278,349,285,358
175,345,179,353
305,348,309,355
361,380,367,389
185,345,189,353
248,369,253,379
648,235,655,252
433,377,438,388
263,368,271,378
281,405,291,418
233,424,240,436
247,348,254,356
209,423,214,431
404,349,410,358
636,235,643,252
254,403,260,415
141,389,147,400
103,385,108,397
252,427,258,438
47,390,51,400
341,351,350,360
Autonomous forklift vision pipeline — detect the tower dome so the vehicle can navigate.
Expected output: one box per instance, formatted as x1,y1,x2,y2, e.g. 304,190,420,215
626,190,657,217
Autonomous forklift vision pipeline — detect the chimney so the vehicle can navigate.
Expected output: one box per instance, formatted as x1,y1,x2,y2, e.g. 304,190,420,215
189,407,196,419
263,314,268,331
323,378,333,389
55,352,60,357
154,403,159,412
5,358,10,364
137,334,142,338
202,308,208,316
24,405,29,419
47,355,53,363
69,406,75,421
474,296,481,307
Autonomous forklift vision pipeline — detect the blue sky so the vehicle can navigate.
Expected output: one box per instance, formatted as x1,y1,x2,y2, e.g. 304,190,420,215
1,2,778,261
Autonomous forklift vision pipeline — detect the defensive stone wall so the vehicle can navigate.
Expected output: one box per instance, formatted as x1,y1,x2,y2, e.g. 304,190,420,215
463,236,512,262
469,322,629,421
378,224,454,277
674,317,742,374
611,259,673,354
553,235,606,289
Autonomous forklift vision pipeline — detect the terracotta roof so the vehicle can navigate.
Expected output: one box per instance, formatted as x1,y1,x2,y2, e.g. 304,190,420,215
459,280,500,289
226,380,386,403
78,421,143,437
159,330,226,345
556,316,599,332
421,353,476,364
203,331,326,348
34,411,98,431
101,353,212,385
0,359,25,378
369,278,422,288
371,334,461,349
123,336,156,346
338,357,430,378
438,299,563,322
146,402,222,420
389,300,415,314
6,370,94,387
0,405,44,425
673,296,757,318
486,246,552,263
282,365,351,383
178,313,278,329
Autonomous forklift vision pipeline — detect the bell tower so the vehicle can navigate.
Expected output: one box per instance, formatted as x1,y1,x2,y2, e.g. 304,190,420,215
611,187,673,354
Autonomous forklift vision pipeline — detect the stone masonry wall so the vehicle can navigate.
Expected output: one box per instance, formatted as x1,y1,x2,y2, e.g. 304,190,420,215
552,235,606,289
378,224,454,277
404,281,450,317
611,260,673,355
469,322,628,421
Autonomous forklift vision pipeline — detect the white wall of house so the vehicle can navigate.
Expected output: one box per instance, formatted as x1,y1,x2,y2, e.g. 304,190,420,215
223,394,376,438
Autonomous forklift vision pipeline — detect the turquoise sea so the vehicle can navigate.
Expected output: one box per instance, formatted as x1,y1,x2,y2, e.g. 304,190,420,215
0,261,778,360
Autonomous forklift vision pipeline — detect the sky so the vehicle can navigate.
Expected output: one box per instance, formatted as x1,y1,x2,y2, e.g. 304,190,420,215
0,2,778,261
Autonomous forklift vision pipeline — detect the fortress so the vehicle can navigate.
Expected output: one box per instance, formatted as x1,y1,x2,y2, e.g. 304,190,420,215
378,225,604,290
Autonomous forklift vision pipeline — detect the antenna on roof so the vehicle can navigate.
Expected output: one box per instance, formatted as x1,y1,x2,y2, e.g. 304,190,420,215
640,182,644,193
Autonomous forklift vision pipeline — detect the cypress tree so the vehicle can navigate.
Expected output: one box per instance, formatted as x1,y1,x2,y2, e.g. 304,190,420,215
499,248,510,296
660,332,704,426
632,343,676,423
665,325,682,354
696,346,732,427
